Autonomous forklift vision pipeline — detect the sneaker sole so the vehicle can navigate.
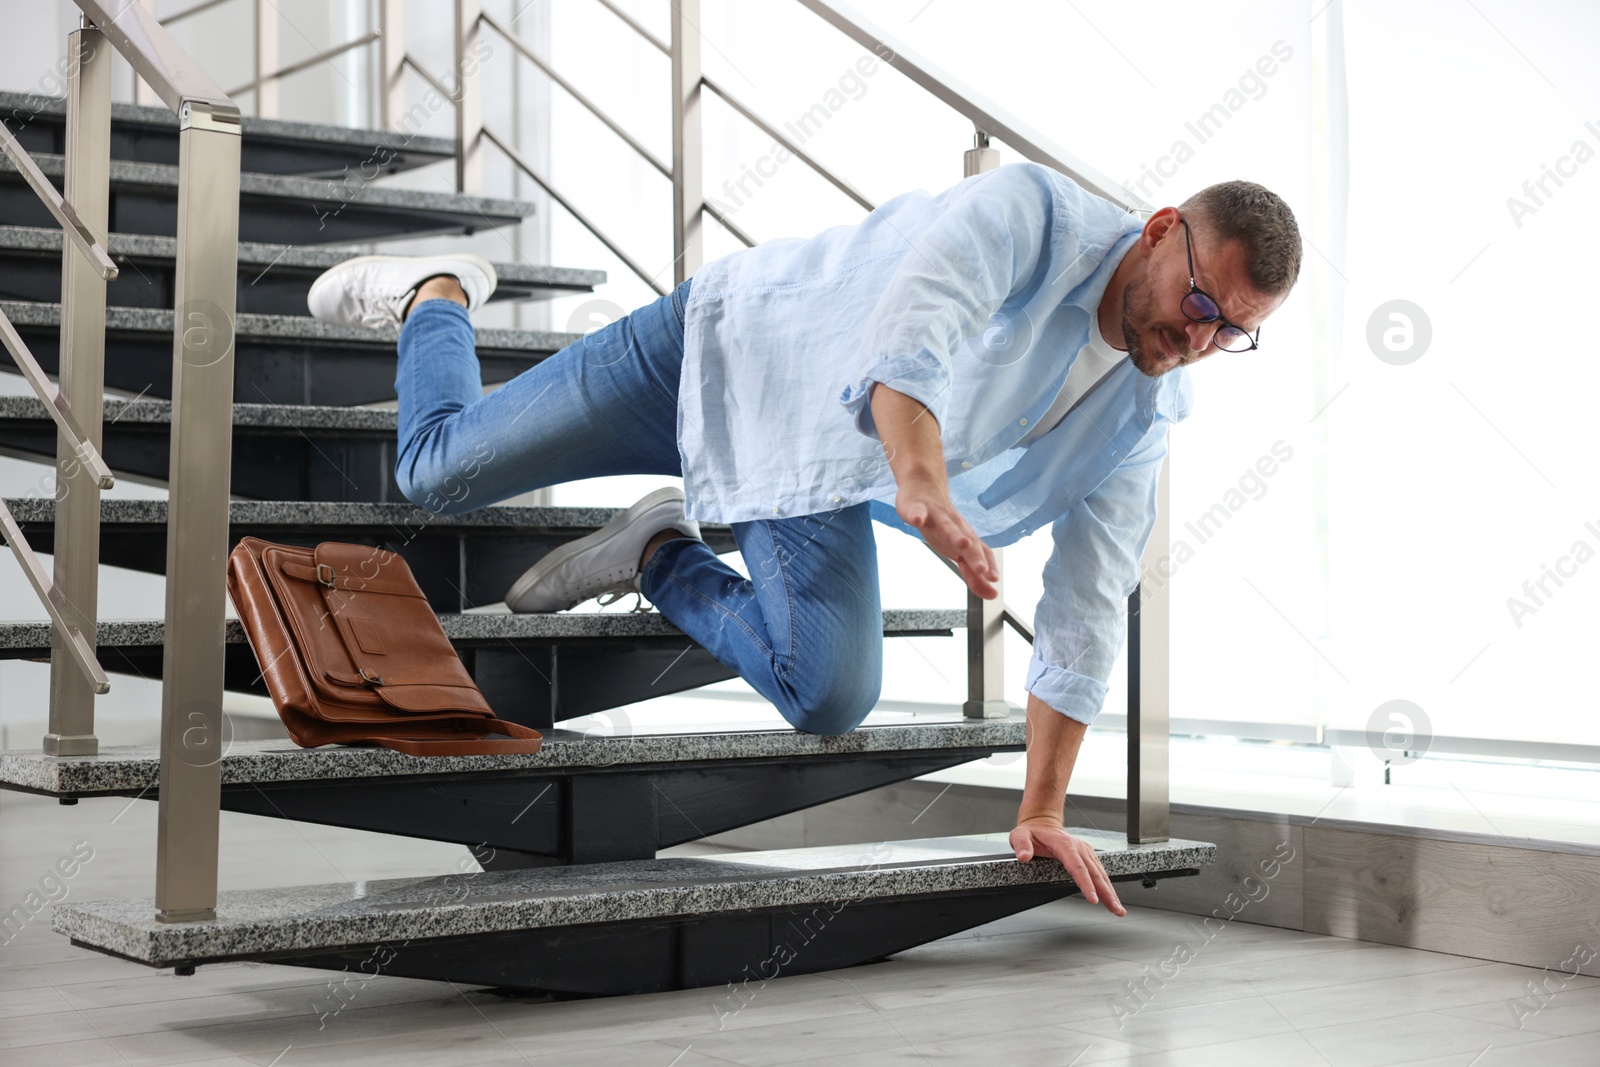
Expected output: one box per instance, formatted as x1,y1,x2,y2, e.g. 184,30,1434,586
307,252,500,315
504,486,695,613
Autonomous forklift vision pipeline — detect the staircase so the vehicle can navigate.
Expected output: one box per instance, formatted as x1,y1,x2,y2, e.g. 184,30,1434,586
0,1,1211,998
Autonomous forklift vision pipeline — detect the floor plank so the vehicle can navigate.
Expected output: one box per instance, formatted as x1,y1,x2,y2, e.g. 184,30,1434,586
2,781,1590,1066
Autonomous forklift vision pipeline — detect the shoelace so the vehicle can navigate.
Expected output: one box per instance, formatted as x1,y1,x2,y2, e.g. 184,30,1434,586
595,587,654,613
355,285,416,329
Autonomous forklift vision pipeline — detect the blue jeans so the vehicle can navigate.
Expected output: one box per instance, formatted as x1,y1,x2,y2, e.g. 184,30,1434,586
394,279,883,735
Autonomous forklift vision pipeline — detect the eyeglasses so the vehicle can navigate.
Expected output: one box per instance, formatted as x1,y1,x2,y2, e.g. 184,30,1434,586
1179,217,1260,353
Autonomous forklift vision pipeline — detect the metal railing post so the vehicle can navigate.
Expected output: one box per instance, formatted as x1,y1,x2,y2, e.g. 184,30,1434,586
45,22,113,757
670,0,702,284
1127,434,1171,843
379,0,406,131
963,129,999,177
253,0,279,118
153,99,241,923
963,553,1012,719
958,133,1008,719
74,0,244,924
454,0,483,194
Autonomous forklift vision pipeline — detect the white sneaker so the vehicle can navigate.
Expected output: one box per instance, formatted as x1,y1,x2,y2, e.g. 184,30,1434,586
306,253,498,329
505,486,702,613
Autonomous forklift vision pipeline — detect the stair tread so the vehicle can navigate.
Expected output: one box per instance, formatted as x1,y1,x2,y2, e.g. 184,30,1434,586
0,91,457,168
0,394,400,430
0,300,577,352
0,224,606,290
2,153,536,220
52,830,1214,965
0,608,963,649
1,704,1015,793
0,496,720,527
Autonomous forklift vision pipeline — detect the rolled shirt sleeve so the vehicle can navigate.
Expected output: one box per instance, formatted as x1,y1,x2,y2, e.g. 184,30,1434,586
1026,428,1170,726
838,163,1056,440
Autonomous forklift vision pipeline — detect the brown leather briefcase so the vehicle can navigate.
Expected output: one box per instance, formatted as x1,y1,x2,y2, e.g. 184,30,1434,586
226,536,543,756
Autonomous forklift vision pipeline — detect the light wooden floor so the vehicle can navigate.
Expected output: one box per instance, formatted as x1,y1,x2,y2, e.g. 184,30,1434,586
3,790,1598,1067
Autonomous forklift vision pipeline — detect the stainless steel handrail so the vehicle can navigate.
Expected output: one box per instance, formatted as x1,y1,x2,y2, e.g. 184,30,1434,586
0,314,114,490
225,30,380,100
78,0,236,114
0,501,109,694
930,553,1034,642
698,195,757,252
794,0,1148,214
481,127,668,296
160,0,234,27
480,12,671,179
0,124,117,279
594,0,668,54
699,73,875,215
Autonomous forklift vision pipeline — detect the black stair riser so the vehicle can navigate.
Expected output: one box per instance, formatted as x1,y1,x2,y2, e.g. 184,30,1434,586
212,752,1005,863
0,249,580,315
0,417,401,502
7,322,550,405
47,639,741,725
4,521,742,613
2,628,950,726
469,642,746,728
202,879,1197,998
0,174,523,246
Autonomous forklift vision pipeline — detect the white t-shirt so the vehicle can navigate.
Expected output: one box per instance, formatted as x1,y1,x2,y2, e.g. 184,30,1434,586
1017,308,1129,446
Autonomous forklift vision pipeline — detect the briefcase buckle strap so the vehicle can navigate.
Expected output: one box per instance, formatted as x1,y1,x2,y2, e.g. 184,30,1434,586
316,563,336,587
359,667,385,686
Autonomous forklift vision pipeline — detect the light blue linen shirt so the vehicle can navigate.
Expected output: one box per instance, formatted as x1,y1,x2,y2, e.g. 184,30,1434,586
678,161,1194,725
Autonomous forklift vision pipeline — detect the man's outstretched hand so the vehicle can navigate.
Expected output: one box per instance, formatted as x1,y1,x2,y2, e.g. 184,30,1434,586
1011,817,1127,917
896,482,999,600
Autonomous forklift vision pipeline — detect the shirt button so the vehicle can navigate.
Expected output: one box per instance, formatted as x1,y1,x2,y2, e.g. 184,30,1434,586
831,493,841,503
1019,417,1028,426
772,506,781,515
961,461,972,469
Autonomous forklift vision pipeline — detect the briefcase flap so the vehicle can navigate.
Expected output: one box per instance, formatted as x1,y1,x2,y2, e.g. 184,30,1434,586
263,542,489,714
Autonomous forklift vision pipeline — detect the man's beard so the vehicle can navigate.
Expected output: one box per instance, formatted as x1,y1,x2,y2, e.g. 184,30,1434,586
1121,275,1183,378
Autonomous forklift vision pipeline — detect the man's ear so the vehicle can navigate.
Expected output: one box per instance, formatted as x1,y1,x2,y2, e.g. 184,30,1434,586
1139,207,1179,259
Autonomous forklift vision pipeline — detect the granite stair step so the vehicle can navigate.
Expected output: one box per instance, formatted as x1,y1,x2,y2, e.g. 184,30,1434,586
0,300,577,405
50,832,1214,993
1,498,743,612
0,706,1011,865
0,226,605,315
0,154,534,245
0,704,1014,801
0,396,407,503
0,608,962,727
1,92,455,179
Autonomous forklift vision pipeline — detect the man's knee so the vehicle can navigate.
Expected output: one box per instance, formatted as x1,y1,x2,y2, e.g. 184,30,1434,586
784,664,883,736
393,461,479,517
393,434,499,517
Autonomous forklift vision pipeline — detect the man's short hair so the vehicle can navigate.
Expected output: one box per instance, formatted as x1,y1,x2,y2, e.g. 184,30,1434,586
1178,181,1303,299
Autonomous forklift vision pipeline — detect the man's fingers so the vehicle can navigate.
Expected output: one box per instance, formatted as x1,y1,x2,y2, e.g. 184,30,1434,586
1070,842,1125,915
1046,839,1099,904
1012,826,1127,916
1086,854,1126,915
956,556,999,599
1008,826,1035,863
